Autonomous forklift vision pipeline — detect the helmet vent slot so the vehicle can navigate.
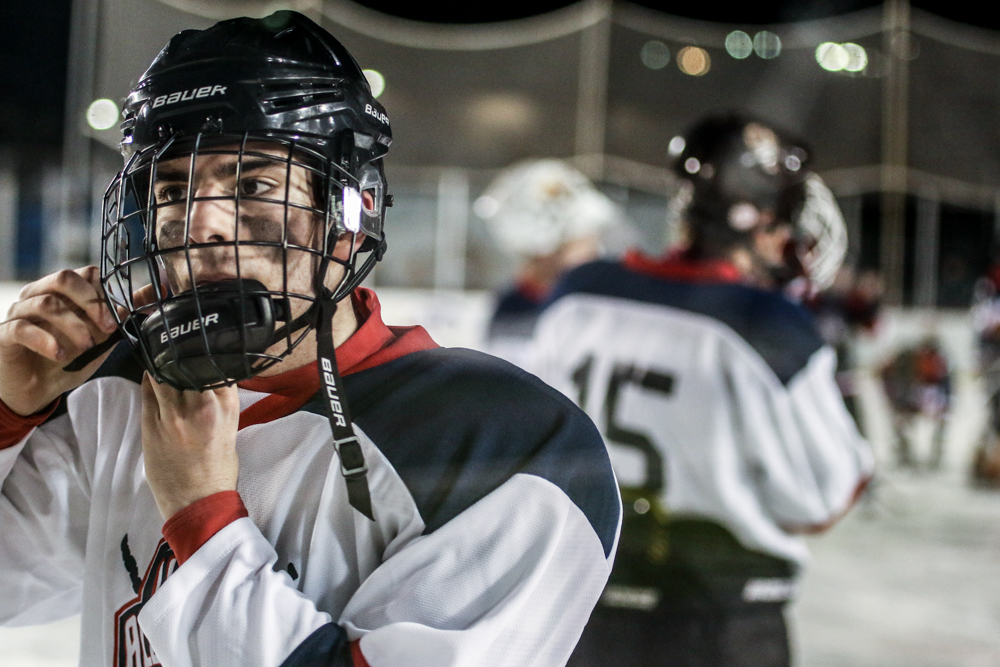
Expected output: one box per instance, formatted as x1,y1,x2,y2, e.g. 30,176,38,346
257,79,344,114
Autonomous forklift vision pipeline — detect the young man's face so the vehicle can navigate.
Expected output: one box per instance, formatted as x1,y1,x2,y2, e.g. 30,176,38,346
151,141,368,317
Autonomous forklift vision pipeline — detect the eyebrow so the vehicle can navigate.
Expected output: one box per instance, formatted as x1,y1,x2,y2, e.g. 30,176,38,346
154,156,284,183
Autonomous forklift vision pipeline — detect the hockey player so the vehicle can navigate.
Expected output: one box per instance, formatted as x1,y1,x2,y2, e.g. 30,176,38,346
532,114,873,667
477,159,626,367
0,12,620,667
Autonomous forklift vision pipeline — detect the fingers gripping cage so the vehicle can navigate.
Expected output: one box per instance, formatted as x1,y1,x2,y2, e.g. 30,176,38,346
100,132,386,390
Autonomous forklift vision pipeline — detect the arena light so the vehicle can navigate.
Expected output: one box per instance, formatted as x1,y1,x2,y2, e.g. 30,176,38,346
640,40,671,70
725,31,753,59
468,93,537,133
816,42,849,71
86,99,119,131
473,195,499,219
843,43,868,72
668,135,686,157
753,31,782,59
677,47,710,76
363,69,385,98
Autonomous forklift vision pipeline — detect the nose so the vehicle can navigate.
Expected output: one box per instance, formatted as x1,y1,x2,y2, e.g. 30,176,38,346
186,187,237,244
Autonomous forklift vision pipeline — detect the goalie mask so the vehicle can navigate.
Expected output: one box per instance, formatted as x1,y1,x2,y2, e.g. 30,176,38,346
83,11,391,520
476,159,625,258
670,113,846,292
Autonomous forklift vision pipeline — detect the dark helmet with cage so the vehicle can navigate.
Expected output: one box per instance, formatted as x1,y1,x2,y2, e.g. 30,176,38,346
669,113,846,292
98,10,391,391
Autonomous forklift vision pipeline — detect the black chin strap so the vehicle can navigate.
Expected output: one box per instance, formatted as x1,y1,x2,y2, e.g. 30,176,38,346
316,294,374,521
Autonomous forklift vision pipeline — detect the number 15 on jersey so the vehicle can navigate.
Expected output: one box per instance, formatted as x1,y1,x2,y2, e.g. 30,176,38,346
571,354,675,494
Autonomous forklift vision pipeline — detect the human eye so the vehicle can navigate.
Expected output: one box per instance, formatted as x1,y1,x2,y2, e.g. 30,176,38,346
155,183,187,204
238,177,278,198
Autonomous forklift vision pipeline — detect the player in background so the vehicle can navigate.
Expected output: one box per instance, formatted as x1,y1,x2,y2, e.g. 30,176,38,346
969,267,1000,483
0,13,619,667
532,114,873,667
476,159,627,367
880,337,952,470
805,268,882,422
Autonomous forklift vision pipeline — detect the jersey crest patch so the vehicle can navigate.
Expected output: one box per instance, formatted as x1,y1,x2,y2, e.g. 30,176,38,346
113,536,177,667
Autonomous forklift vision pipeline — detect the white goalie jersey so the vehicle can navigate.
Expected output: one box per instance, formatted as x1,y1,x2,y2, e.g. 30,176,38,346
531,257,873,571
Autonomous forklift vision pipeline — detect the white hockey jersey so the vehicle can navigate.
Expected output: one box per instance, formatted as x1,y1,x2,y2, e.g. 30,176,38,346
531,255,873,572
0,288,621,667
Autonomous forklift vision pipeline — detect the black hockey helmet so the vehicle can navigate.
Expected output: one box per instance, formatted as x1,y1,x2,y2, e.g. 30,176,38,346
98,10,392,390
670,113,809,249
669,113,847,292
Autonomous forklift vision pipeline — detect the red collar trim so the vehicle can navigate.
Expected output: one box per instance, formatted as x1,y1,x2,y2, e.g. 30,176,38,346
514,277,550,304
237,288,438,429
623,249,744,284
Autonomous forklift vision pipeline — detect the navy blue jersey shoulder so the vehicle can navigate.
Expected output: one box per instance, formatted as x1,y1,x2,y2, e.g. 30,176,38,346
305,348,619,557
550,260,824,384
494,285,544,318
45,342,145,424
487,286,545,340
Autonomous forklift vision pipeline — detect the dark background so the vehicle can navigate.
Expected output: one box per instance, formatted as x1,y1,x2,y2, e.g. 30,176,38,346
1,0,994,150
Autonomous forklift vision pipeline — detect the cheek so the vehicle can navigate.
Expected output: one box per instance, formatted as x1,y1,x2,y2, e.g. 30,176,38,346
331,235,358,261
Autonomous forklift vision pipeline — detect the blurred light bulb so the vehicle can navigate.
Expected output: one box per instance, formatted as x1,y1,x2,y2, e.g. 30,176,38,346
640,40,671,70
363,69,385,98
668,135,686,157
473,195,499,219
753,31,782,59
684,157,701,174
816,42,849,71
728,203,760,231
86,99,119,131
677,47,711,76
725,31,753,59
843,43,868,72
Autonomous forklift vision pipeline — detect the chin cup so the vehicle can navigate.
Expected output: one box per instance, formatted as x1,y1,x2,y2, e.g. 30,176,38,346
141,279,288,389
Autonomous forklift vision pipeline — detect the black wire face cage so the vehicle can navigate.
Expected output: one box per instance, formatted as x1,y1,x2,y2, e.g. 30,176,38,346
100,132,385,391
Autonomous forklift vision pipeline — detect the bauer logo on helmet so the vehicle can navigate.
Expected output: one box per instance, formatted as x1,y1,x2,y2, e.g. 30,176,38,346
151,85,228,109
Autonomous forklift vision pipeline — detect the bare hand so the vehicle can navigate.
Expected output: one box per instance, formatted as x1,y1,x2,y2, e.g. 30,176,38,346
141,373,241,520
0,267,118,416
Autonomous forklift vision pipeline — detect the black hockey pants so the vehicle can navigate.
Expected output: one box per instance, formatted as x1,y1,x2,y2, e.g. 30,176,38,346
567,601,790,667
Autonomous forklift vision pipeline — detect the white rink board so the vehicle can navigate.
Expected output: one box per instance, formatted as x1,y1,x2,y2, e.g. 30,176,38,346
0,616,80,667
0,282,22,320
370,286,493,351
